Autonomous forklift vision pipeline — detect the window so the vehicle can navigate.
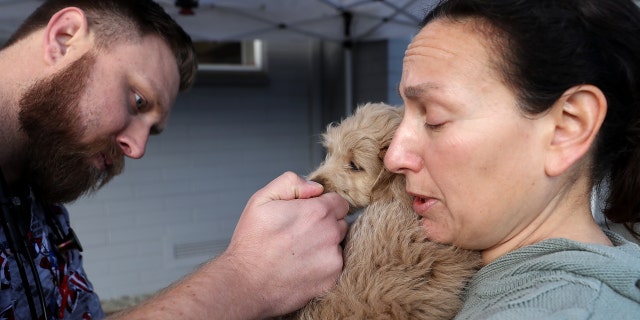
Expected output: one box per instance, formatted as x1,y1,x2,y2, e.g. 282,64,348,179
194,40,264,72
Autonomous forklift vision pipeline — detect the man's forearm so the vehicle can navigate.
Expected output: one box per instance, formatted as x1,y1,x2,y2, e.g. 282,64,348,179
108,254,267,320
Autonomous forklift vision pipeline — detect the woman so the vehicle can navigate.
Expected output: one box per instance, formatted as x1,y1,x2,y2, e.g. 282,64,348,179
384,0,640,318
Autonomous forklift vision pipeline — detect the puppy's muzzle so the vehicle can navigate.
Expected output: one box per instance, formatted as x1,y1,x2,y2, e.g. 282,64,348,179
309,176,329,190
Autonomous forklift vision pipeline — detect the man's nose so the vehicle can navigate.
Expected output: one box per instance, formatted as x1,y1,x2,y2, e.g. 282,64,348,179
116,123,149,159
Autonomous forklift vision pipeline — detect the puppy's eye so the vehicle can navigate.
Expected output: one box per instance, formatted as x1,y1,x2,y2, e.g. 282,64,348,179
349,161,363,172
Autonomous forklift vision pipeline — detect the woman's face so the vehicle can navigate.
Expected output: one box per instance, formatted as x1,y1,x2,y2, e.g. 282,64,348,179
385,19,554,251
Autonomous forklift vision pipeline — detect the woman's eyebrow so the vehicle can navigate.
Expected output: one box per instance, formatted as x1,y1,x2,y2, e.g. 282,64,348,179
401,82,441,99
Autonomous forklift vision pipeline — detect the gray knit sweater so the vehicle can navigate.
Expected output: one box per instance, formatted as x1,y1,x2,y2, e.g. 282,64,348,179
455,231,640,319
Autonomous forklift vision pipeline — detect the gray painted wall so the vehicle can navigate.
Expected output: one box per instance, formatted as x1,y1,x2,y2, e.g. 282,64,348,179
67,39,326,300
64,37,405,301
352,38,410,107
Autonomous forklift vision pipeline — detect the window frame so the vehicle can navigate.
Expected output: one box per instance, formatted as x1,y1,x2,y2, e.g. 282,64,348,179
196,40,265,73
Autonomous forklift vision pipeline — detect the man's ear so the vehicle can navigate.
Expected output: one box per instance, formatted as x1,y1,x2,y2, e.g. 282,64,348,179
544,85,607,177
43,7,90,65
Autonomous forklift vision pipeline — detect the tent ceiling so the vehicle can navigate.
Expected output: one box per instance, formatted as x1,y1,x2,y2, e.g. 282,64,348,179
0,0,432,42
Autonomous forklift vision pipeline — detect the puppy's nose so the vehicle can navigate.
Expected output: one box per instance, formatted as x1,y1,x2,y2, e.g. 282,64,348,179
309,176,327,188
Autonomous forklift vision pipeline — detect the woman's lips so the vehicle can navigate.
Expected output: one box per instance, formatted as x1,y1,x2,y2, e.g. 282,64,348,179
412,195,438,215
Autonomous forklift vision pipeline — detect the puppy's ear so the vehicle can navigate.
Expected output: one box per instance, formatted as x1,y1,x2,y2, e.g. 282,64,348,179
370,168,396,202
370,169,408,203
378,147,388,162
371,146,391,200
378,106,404,150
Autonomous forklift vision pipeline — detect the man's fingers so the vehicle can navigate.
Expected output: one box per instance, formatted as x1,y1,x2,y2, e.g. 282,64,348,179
256,172,324,204
318,192,349,221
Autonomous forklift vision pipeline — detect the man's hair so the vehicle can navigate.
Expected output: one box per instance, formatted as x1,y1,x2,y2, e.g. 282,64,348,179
5,0,197,91
422,0,640,236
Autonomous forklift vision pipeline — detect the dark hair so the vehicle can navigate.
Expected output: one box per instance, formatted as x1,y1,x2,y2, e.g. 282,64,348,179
4,0,196,91
422,0,640,238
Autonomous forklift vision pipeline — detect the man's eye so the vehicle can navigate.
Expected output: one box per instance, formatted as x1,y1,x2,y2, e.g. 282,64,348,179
134,93,147,111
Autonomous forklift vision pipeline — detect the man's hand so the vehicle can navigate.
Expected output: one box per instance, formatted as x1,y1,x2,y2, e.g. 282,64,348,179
222,171,349,316
109,172,348,320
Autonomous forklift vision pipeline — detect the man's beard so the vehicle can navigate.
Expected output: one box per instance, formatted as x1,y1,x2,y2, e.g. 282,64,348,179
18,53,125,204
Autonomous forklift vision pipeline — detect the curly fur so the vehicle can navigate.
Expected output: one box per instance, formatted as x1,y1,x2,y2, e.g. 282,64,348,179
291,102,481,319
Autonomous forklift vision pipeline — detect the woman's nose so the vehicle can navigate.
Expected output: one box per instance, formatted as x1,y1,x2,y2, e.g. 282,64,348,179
384,122,422,174
117,123,149,159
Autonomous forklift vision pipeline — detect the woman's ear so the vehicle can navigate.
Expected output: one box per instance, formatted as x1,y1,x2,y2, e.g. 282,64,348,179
43,7,90,66
544,85,607,177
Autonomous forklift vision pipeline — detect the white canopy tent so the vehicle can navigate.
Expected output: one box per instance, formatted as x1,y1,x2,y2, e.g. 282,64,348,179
157,0,428,42
0,0,431,42
157,0,431,114
0,0,433,114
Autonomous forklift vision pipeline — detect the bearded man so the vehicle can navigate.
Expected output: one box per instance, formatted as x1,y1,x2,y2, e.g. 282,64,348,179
0,1,348,319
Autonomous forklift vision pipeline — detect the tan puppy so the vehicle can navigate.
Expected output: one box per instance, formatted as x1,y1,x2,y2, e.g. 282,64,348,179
296,102,481,319
308,102,402,211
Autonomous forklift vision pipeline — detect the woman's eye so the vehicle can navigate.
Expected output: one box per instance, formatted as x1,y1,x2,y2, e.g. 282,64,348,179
425,120,446,131
425,123,443,130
